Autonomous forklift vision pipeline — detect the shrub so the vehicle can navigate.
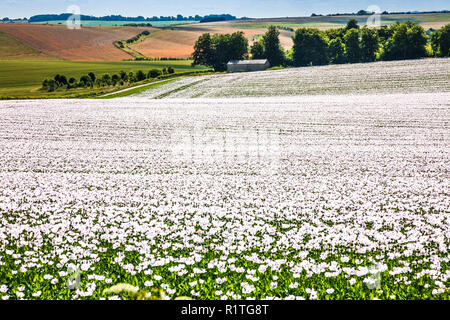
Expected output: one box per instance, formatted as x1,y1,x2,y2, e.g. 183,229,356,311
111,74,120,86
128,72,136,82
43,79,56,92
119,71,128,82
54,74,68,87
136,70,146,81
88,72,96,83
101,74,112,86
148,69,162,78
79,75,92,88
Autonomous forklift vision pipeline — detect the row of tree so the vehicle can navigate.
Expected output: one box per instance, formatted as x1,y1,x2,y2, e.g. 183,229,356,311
27,13,238,23
192,20,450,71
42,68,174,92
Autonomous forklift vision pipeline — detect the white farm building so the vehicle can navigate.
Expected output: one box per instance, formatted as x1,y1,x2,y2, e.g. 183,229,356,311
227,59,271,73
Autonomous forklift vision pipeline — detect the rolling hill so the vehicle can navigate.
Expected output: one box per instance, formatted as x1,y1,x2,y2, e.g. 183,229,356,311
1,12,449,61
0,31,52,60
0,24,157,61
130,12,450,59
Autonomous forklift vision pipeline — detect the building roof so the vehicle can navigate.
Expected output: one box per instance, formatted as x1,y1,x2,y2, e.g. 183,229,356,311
227,59,269,65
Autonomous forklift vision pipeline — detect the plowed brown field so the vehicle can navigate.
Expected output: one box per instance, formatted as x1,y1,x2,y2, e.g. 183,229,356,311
0,24,157,61
131,26,293,59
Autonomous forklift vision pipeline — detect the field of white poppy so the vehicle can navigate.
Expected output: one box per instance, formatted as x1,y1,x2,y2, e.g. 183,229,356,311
0,91,449,300
132,58,450,98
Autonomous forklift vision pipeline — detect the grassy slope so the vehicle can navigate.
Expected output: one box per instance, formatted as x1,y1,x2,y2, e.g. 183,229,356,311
0,32,52,60
0,60,205,99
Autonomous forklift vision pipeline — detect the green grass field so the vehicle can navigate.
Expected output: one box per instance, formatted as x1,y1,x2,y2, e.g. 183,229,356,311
32,20,200,27
0,60,205,99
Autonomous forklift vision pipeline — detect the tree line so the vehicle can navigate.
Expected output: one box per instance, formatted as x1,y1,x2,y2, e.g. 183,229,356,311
28,13,239,23
192,20,450,71
41,68,174,92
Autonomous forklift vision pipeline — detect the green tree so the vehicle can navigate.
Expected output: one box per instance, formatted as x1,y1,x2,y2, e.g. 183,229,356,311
328,38,346,64
68,77,76,89
262,26,285,66
88,72,96,83
54,74,68,87
46,79,56,92
111,74,120,85
192,33,215,68
79,75,92,88
292,28,329,66
250,39,265,59
120,70,128,82
101,74,112,86
136,70,146,81
346,19,360,31
214,32,249,71
360,26,379,62
192,32,248,71
380,22,428,61
344,28,361,63
167,66,175,74
377,25,394,45
325,28,346,41
148,69,162,78
430,24,450,57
